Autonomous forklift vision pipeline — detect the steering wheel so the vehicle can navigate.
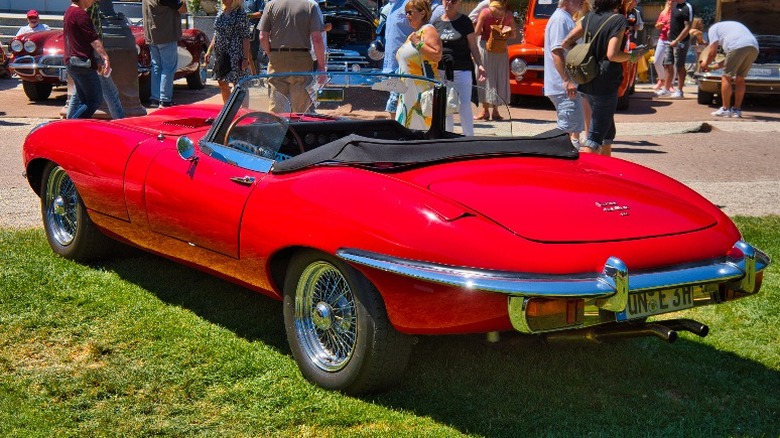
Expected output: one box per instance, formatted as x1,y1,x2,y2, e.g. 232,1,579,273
225,111,305,156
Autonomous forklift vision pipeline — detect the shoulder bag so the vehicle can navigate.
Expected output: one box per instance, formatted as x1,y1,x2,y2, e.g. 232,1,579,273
486,11,510,53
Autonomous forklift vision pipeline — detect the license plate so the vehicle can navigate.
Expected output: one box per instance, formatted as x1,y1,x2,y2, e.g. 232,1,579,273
749,68,773,76
59,68,68,82
618,287,694,320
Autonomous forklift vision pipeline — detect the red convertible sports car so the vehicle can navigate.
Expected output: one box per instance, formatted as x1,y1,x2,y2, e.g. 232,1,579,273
22,72,770,394
7,2,208,102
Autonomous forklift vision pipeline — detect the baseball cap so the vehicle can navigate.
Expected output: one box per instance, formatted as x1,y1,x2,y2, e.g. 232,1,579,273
27,10,40,18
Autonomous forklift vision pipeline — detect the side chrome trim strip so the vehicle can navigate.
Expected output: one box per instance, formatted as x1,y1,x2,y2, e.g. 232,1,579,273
336,241,769,299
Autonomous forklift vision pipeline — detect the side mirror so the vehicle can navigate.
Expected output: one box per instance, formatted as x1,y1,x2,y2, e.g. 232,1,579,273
177,136,197,161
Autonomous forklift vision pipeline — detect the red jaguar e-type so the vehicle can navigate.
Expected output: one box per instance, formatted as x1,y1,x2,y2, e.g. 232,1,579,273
22,72,770,394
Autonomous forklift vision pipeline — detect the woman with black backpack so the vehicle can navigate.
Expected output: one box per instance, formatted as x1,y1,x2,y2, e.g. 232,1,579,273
562,0,639,156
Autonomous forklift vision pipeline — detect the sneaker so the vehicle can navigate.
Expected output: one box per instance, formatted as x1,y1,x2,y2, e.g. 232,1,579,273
711,107,732,117
147,98,160,108
670,90,684,99
571,138,580,149
655,89,671,97
730,108,742,118
159,101,175,108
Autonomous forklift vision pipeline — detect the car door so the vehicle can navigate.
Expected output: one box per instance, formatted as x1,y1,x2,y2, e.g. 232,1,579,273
144,147,267,259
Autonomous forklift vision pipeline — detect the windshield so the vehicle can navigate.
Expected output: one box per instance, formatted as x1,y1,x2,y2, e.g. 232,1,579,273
205,72,514,168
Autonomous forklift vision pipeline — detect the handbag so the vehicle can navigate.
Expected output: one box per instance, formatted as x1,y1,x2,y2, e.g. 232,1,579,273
486,11,510,53
420,85,458,117
564,14,618,85
214,52,231,78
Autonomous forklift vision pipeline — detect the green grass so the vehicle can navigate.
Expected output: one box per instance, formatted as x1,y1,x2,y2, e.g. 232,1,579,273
1,217,779,437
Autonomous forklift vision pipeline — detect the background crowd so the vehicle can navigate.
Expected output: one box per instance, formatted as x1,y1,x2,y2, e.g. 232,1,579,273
45,0,759,143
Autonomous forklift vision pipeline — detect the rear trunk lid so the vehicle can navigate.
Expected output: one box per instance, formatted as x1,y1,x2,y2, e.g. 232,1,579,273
426,161,717,243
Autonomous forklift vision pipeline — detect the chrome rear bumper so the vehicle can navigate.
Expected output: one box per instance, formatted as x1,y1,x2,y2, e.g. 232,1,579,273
337,241,768,301
337,241,769,334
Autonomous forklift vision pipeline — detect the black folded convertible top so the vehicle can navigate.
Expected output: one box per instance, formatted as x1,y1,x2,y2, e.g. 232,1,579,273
271,128,578,173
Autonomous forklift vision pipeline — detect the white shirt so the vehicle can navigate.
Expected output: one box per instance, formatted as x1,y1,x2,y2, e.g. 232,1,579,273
16,23,50,36
468,0,490,24
543,7,576,96
707,21,758,54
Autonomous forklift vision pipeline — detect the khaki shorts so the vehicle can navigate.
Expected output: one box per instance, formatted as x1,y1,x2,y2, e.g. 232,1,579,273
723,46,759,77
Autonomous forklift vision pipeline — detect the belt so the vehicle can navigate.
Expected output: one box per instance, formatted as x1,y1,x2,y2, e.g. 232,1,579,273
270,48,309,52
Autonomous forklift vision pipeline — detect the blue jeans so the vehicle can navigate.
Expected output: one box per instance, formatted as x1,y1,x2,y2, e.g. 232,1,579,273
150,41,178,103
66,65,102,119
583,92,618,150
67,74,125,119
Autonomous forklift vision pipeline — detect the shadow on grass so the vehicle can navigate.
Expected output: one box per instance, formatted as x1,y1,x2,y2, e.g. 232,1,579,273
98,252,288,353
94,250,780,436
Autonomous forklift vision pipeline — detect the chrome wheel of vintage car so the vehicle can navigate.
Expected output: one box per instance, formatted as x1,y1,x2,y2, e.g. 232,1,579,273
295,261,357,371
41,163,113,261
283,250,413,394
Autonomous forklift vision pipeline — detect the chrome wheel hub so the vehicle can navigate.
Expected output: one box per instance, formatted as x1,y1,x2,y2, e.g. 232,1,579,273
313,302,333,330
44,166,78,247
53,196,66,216
294,261,357,372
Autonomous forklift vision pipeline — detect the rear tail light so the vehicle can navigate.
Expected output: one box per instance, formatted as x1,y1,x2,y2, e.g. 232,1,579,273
719,272,764,302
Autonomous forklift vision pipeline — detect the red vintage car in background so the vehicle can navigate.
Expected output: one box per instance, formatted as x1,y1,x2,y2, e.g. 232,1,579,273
22,71,770,394
508,0,637,109
7,3,207,102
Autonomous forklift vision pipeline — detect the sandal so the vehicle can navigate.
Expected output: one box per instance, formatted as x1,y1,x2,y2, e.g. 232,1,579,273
474,113,490,121
491,113,504,121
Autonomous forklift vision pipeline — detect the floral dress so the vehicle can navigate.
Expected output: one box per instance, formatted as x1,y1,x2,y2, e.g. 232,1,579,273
213,7,252,83
395,24,439,130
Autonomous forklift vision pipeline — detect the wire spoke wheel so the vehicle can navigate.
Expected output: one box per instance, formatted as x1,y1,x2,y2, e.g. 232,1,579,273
44,165,79,247
294,261,358,372
284,250,413,394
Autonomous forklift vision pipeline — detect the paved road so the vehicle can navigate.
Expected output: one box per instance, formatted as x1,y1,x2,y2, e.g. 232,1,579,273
1,77,779,229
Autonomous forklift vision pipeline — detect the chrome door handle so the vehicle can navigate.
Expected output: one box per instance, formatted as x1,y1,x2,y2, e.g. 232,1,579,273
230,176,255,185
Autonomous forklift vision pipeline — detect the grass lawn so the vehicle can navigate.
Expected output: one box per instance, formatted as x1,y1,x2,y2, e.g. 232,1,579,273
1,217,778,437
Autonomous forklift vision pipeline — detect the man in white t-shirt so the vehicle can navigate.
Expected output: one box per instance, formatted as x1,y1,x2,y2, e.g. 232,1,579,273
16,10,51,36
543,0,585,149
700,21,759,118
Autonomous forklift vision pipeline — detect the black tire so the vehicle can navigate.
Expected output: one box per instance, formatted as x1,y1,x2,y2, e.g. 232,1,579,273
41,162,114,262
697,88,714,105
283,250,413,394
186,49,208,90
23,81,52,101
138,76,152,103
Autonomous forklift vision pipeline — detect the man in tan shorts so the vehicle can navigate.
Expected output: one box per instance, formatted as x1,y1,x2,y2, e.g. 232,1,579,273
259,0,325,113
700,20,759,118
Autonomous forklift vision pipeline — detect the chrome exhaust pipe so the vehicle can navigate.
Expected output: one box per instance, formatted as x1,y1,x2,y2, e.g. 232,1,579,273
655,318,709,338
542,318,710,344
544,323,677,344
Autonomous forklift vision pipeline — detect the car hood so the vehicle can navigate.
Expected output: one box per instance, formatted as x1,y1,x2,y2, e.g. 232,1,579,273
425,160,717,244
112,105,223,136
